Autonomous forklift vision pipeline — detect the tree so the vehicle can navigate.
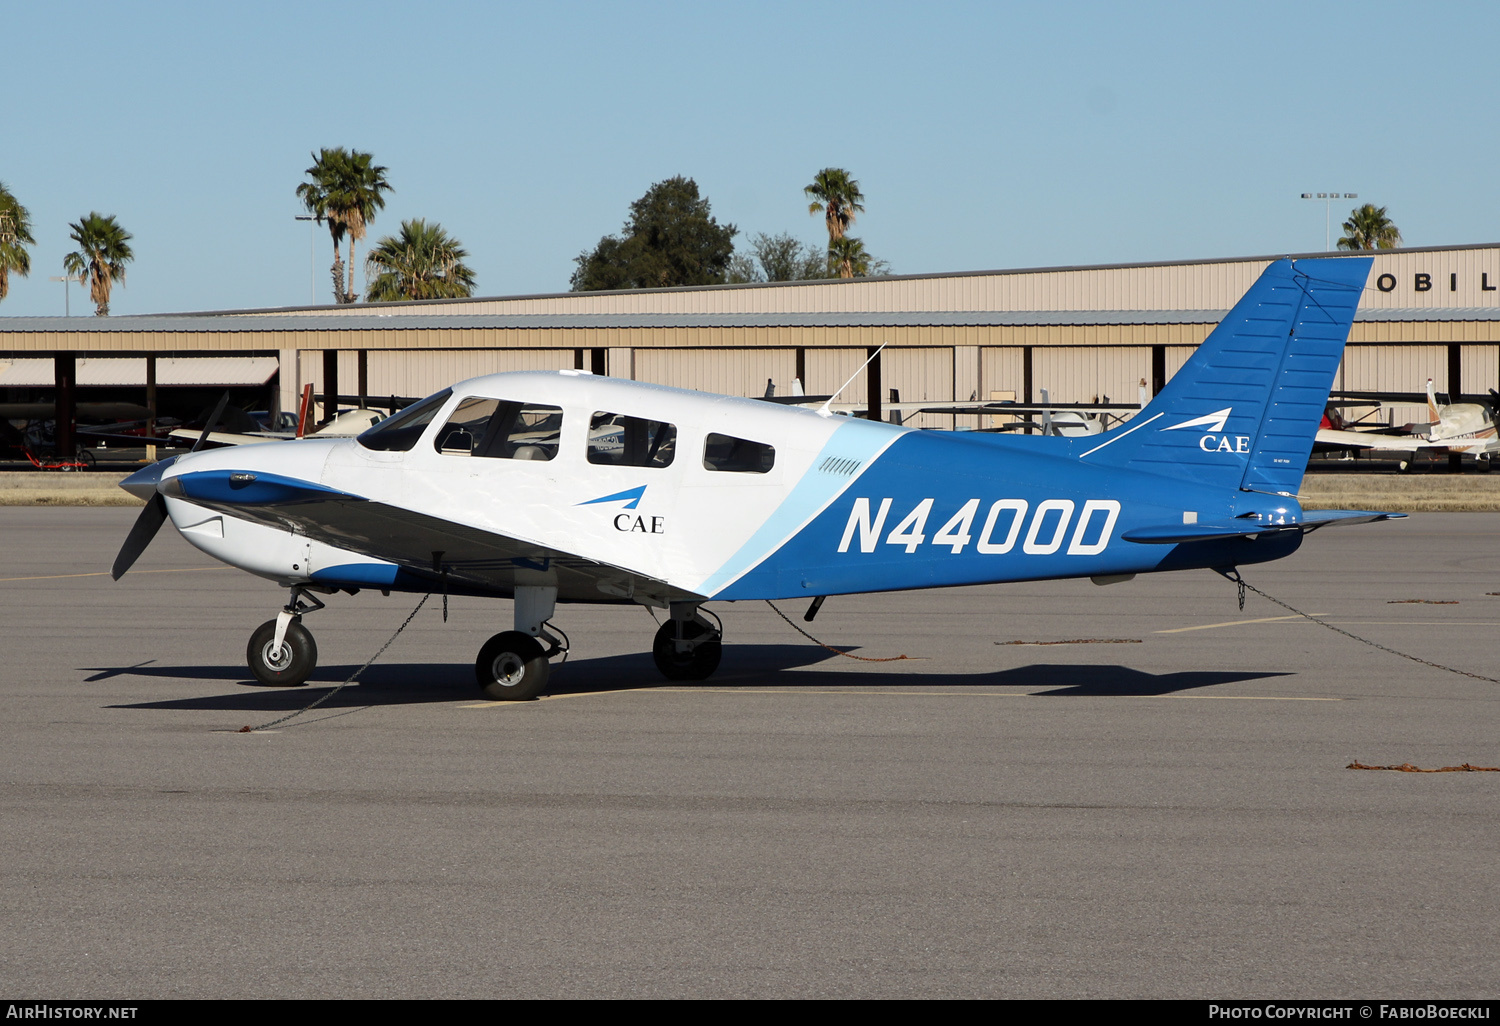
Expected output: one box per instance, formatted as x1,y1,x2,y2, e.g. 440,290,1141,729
826,235,891,279
1337,203,1402,251
804,168,865,245
365,219,477,302
0,181,36,305
726,232,829,283
296,147,393,303
62,213,133,316
742,231,829,282
571,177,737,291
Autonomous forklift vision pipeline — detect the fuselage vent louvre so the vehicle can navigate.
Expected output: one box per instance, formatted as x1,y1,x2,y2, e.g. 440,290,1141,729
818,457,862,476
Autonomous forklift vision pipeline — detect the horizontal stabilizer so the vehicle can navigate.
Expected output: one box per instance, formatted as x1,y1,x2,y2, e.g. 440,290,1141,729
1121,520,1297,545
1122,508,1406,544
1299,509,1408,529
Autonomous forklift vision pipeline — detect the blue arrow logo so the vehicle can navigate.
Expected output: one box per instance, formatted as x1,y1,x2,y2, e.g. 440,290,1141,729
577,485,646,509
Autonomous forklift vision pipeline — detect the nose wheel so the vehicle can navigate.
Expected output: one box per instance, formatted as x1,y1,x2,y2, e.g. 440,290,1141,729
246,585,326,687
247,618,318,686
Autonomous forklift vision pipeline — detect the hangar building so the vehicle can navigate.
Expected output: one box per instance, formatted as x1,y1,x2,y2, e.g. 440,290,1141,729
2,243,1496,445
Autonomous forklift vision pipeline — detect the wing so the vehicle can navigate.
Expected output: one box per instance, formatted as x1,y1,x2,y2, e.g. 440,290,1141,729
163,469,700,605
1316,428,1450,450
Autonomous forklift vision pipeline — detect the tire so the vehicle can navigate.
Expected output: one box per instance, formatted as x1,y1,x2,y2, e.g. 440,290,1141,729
475,631,549,700
652,619,722,682
247,618,318,687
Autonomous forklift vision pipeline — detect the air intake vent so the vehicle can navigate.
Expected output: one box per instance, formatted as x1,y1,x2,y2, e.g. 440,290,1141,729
819,456,862,476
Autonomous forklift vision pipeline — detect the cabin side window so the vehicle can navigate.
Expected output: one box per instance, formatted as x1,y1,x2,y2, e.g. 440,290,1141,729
433,399,563,460
703,432,775,473
587,412,676,468
357,388,452,452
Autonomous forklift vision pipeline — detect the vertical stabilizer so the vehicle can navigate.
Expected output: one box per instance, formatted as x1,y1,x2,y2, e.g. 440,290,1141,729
1076,257,1371,495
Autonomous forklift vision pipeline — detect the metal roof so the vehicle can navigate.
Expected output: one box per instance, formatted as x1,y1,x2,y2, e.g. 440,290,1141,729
124,241,1500,317
1,307,1496,335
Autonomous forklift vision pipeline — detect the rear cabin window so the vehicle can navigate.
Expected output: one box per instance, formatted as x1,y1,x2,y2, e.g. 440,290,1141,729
703,433,775,473
587,412,676,468
434,398,563,460
357,389,452,452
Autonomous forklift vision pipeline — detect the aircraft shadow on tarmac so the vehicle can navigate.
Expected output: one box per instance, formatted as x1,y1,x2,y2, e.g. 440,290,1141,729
88,645,1293,713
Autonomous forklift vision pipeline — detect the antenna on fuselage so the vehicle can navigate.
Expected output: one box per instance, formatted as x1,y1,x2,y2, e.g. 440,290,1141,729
817,342,888,418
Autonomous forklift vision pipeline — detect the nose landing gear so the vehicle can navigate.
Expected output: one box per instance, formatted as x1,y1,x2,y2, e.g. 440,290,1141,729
652,604,722,681
246,587,326,686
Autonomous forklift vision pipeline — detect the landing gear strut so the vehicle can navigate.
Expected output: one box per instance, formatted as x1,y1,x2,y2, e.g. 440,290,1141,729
475,585,565,701
246,587,325,686
475,631,553,700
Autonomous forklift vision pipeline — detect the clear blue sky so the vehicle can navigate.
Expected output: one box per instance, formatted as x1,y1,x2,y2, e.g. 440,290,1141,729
4,0,1496,316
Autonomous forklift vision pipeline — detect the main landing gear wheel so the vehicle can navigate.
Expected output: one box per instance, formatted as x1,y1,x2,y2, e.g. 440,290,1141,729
476,631,550,701
247,618,318,687
652,619,722,681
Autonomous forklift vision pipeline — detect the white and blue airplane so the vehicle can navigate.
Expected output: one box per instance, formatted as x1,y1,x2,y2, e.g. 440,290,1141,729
110,256,1399,699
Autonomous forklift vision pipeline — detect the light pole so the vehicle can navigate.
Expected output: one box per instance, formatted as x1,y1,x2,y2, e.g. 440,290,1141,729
48,274,83,317
295,214,318,304
1300,192,1357,251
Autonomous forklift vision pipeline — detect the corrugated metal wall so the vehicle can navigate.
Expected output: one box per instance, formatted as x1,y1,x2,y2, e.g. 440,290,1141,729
805,348,868,398
1165,346,1196,380
882,348,954,428
300,349,579,405
1339,344,1447,427
254,247,1500,318
1032,347,1150,405
980,348,1025,399
1463,344,1499,394
635,349,798,397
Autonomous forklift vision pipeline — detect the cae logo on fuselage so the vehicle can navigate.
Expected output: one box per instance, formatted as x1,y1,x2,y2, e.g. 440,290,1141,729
615,514,665,534
1200,434,1251,453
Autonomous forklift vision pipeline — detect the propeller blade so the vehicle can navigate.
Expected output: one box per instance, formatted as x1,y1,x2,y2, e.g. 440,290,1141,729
111,493,169,580
191,392,231,453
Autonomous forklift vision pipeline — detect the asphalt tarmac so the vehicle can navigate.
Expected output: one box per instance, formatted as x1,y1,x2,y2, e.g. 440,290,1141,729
2,508,1497,999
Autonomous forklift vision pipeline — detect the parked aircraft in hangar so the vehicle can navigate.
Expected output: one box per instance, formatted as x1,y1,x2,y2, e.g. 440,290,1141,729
109,256,1401,699
1316,379,1498,470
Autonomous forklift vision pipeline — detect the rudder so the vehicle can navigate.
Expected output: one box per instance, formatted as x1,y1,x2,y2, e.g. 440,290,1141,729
1076,256,1371,495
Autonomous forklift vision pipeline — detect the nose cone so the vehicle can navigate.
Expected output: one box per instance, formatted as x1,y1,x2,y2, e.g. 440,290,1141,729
118,455,180,501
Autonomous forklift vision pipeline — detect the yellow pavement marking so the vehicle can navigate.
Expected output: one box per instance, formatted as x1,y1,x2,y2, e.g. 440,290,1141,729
1155,613,1325,633
0,566,231,582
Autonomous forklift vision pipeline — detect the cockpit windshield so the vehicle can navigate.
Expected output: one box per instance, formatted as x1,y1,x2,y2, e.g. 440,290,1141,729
356,389,453,451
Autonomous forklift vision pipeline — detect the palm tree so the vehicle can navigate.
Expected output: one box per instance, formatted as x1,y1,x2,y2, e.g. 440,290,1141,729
804,168,865,245
365,219,476,301
0,181,36,305
62,213,133,316
296,147,393,303
1337,203,1402,250
827,236,872,279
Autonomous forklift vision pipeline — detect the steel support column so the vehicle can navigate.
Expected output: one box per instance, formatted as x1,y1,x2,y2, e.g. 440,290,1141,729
145,354,157,461
53,354,76,461
865,346,882,423
322,350,339,422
